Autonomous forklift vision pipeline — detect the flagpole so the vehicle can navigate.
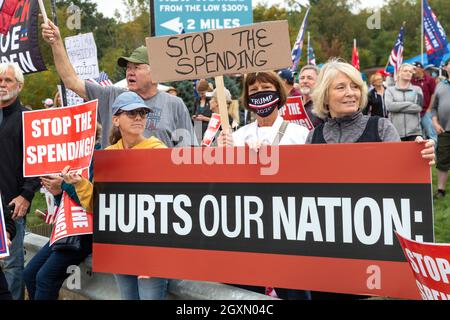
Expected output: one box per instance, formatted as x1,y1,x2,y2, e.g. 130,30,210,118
421,0,424,65
307,32,310,64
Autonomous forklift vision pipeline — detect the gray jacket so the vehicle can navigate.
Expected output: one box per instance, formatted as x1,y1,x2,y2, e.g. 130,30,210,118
305,111,400,144
385,84,423,138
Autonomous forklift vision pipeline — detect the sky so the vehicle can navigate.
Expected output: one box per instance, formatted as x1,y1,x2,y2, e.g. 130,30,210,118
93,0,387,20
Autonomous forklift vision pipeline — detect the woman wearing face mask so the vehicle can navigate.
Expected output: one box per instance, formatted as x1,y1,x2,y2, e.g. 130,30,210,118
218,71,309,148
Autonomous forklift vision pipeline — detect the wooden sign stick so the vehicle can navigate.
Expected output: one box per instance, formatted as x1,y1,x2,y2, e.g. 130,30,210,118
214,76,231,131
38,0,49,24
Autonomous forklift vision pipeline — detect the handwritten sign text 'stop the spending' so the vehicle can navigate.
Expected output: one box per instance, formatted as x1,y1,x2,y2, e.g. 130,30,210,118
146,21,292,82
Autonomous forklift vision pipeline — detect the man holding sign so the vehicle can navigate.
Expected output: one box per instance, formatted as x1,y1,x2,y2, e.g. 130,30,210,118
0,63,40,300
41,21,197,149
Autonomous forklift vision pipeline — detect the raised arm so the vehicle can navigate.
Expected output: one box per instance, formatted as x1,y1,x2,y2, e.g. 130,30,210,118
41,20,88,100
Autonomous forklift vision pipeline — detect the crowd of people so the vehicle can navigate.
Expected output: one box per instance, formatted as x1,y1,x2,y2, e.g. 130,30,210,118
0,17,445,301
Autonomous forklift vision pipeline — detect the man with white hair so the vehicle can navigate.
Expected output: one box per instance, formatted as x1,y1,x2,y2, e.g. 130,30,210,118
0,63,40,300
298,65,323,127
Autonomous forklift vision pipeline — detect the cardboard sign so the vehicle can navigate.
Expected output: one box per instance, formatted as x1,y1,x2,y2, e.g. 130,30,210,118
92,143,433,299
65,32,100,80
396,232,450,300
146,20,292,82
0,0,46,74
202,113,222,146
50,191,93,246
279,96,314,131
0,196,10,259
22,100,98,177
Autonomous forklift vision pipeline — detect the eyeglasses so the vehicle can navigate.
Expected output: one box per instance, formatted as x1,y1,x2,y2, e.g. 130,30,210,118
116,108,150,118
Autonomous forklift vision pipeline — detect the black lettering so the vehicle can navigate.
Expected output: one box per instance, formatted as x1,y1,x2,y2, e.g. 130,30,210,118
244,50,255,68
256,28,272,48
225,51,237,70
180,35,194,55
205,52,217,73
255,50,267,67
203,32,214,54
231,30,247,49
236,50,247,71
216,51,227,71
175,58,194,75
166,37,183,58
194,56,206,75
192,34,204,54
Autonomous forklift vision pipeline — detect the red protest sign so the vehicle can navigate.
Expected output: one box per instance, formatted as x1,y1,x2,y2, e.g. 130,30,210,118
92,143,433,299
50,191,93,246
396,232,450,300
202,113,222,147
279,96,314,131
22,100,98,177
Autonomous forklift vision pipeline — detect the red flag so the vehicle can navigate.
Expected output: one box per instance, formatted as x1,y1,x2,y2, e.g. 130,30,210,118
352,39,360,71
0,0,20,35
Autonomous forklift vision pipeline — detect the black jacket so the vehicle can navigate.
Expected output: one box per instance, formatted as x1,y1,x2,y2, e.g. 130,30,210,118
0,98,40,208
365,87,388,118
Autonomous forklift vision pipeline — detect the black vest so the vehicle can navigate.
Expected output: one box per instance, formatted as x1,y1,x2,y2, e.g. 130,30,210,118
311,116,382,144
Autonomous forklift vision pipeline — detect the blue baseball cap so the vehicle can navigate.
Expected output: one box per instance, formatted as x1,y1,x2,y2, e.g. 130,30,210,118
278,69,294,83
112,91,152,115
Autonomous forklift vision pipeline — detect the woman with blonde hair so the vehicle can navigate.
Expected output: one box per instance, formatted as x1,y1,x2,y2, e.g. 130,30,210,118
306,58,435,299
385,63,424,141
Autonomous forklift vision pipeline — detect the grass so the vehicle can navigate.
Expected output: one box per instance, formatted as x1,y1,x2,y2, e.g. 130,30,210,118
27,169,450,243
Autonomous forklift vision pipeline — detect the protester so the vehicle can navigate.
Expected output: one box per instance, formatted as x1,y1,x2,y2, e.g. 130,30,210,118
0,63,41,300
0,205,15,300
218,71,309,148
217,71,310,300
278,69,301,97
385,63,424,141
192,79,213,137
431,57,450,198
364,73,388,118
41,20,197,149
306,59,434,299
298,64,324,127
42,98,54,108
411,61,438,144
23,124,103,300
62,92,168,300
23,179,94,300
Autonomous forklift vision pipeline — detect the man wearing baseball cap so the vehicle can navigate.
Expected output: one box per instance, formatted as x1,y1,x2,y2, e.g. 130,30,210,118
278,69,301,97
431,57,450,198
411,61,438,144
41,21,197,149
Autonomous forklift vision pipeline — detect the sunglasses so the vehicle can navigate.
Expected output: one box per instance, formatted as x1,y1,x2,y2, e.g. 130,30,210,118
116,108,150,118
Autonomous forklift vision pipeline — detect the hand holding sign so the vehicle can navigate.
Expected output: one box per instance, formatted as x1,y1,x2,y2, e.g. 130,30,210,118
61,165,82,185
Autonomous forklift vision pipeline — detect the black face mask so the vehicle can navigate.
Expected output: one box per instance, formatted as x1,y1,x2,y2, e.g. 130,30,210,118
247,91,280,118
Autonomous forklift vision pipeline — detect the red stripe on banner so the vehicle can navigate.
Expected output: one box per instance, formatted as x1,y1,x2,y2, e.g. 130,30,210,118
92,244,421,299
94,143,430,184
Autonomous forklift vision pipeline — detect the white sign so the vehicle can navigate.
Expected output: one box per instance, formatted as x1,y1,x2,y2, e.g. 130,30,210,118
58,85,84,107
64,32,100,80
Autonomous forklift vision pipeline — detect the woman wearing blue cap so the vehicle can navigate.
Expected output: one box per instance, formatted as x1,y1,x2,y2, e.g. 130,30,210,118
61,91,168,300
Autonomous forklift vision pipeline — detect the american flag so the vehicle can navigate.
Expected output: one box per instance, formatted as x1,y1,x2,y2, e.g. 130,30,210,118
290,7,310,73
387,25,405,78
89,71,113,86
